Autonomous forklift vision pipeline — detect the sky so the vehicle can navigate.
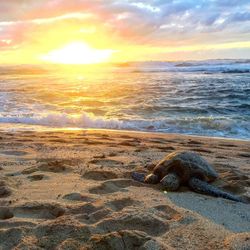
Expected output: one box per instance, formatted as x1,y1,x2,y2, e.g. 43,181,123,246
0,0,250,64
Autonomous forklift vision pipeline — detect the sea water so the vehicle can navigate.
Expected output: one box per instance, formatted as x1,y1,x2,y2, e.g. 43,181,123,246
0,59,249,139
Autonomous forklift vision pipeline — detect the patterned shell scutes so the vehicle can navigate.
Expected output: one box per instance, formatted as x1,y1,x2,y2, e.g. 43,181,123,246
154,151,218,181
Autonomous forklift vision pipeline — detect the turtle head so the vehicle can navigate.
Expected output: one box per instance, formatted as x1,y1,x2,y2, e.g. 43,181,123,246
161,173,180,191
144,173,159,184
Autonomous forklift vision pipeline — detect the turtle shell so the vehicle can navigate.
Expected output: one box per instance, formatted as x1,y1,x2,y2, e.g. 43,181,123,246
152,151,218,183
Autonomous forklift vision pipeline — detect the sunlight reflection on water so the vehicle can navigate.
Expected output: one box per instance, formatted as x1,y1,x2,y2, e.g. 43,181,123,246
0,63,249,139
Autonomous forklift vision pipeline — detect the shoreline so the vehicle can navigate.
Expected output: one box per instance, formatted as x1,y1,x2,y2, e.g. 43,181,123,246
0,127,249,249
0,122,249,142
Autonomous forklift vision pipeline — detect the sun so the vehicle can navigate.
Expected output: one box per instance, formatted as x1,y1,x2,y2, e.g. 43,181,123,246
41,42,114,64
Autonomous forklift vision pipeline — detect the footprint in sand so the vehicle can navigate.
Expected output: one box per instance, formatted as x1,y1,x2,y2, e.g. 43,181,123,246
75,208,112,225
153,205,182,221
88,208,111,222
22,160,73,174
48,139,69,143
155,146,175,151
93,154,105,159
21,167,38,175
215,155,227,159
0,227,25,249
69,202,100,215
106,197,138,212
191,148,212,153
88,230,166,250
88,179,143,194
72,197,140,224
187,140,203,145
12,202,65,220
38,160,73,172
147,138,171,144
88,159,123,167
134,146,148,152
219,143,238,148
83,140,104,145
0,220,36,230
0,181,12,198
69,202,113,225
87,134,113,141
82,170,118,181
118,140,140,147
0,151,28,156
15,139,34,142
119,135,133,139
0,207,14,220
238,153,250,158
62,192,95,202
222,170,249,182
108,151,118,157
9,221,91,250
95,210,169,236
27,174,47,181
55,239,82,250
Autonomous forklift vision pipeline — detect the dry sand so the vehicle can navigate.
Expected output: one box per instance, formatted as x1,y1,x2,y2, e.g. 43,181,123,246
0,128,249,249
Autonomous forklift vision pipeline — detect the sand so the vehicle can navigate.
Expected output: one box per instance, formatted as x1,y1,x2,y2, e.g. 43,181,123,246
0,127,249,249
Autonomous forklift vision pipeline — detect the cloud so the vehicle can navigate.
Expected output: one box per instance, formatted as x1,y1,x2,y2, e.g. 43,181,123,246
229,12,250,22
0,0,250,60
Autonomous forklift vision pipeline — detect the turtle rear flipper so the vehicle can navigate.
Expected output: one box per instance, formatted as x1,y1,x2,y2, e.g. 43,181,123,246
188,177,244,203
131,172,146,183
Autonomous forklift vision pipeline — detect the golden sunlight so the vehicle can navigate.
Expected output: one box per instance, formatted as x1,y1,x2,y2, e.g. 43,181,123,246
41,42,114,64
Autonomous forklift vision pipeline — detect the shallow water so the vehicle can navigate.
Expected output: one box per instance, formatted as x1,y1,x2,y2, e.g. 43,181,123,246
0,60,249,139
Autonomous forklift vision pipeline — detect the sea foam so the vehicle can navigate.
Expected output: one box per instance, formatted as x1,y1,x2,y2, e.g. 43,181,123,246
0,60,249,139
0,112,249,139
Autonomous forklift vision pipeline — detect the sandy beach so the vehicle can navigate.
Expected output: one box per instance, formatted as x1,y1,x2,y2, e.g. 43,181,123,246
0,127,249,249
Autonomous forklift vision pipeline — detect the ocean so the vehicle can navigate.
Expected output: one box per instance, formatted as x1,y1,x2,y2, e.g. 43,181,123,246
0,59,249,139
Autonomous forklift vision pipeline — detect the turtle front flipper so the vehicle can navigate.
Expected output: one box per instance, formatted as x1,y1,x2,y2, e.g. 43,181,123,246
131,172,146,183
188,177,244,203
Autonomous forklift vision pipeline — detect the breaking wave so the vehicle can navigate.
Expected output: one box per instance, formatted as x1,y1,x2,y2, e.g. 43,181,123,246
0,60,249,139
0,112,249,139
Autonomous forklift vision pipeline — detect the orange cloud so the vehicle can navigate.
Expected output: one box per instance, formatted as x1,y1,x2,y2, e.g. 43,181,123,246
0,0,250,64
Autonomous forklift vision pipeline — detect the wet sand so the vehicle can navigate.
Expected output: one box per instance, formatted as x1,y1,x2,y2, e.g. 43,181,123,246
0,128,249,249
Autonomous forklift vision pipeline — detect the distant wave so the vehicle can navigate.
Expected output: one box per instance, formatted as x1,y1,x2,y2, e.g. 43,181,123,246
0,61,249,139
222,69,250,74
129,65,250,74
1,59,249,75
0,112,249,139
118,59,250,74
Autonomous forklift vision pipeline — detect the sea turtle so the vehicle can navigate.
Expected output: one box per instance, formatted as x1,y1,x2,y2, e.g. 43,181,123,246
132,151,243,202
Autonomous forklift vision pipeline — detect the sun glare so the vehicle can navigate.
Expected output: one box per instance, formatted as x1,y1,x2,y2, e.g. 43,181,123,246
41,42,114,64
